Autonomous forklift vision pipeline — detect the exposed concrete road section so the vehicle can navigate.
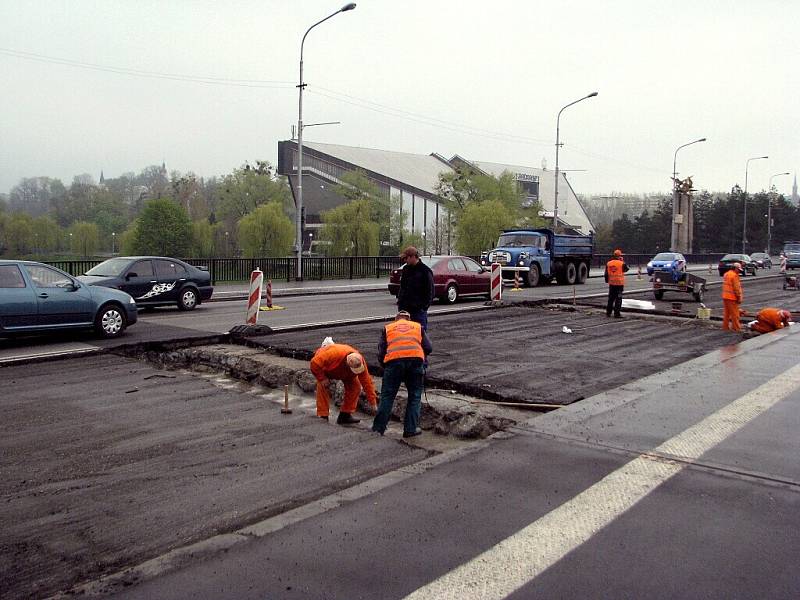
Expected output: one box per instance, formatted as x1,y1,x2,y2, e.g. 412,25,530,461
111,328,800,600
0,354,428,600
249,304,738,405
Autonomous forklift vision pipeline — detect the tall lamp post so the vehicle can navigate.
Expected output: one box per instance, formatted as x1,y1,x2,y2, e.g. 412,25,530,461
295,2,356,280
670,137,706,251
553,91,597,231
767,171,790,255
742,155,768,253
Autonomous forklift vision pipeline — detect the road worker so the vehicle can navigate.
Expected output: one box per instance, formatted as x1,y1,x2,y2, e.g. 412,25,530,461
604,249,629,318
310,342,377,424
750,307,792,334
372,310,433,438
721,262,744,332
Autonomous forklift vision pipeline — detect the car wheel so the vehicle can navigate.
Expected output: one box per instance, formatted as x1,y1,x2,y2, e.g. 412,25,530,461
178,287,199,311
443,283,458,304
525,264,540,287
95,304,126,338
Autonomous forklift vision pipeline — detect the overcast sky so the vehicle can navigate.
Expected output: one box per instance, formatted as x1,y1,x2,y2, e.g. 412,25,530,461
1,0,798,198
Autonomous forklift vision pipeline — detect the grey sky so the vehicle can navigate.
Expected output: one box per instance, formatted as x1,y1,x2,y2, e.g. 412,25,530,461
1,0,798,197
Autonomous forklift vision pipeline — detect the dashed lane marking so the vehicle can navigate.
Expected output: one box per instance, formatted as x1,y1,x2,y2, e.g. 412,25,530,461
403,362,800,600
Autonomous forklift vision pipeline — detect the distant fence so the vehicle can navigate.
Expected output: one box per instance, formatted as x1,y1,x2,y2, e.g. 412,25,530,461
49,256,405,284
48,253,728,284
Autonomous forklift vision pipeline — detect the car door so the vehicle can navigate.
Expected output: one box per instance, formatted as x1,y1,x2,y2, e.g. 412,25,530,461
21,263,94,327
153,259,183,304
462,257,486,294
119,259,157,303
447,258,469,292
0,264,38,331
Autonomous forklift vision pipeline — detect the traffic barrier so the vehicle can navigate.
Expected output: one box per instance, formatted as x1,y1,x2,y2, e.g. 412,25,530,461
708,263,713,274
637,265,643,281
259,278,285,311
246,268,263,324
490,263,502,301
510,270,522,292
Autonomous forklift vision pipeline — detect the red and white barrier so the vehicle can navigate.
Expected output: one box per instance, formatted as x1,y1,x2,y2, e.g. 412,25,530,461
637,265,643,280
266,279,273,309
490,263,502,301
246,268,263,324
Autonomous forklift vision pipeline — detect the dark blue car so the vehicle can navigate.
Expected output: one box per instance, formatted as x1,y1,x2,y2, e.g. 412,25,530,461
79,256,213,310
0,260,138,338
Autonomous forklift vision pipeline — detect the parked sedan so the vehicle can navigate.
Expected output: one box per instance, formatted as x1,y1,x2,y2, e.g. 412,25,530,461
750,252,772,269
718,254,757,277
0,260,137,338
80,256,213,310
646,252,687,277
388,255,491,304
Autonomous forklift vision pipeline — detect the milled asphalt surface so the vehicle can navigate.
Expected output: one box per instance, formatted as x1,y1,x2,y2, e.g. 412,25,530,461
3,263,800,598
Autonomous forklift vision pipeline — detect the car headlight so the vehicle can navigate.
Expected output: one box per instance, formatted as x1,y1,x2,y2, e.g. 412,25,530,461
647,262,653,268
129,297,136,304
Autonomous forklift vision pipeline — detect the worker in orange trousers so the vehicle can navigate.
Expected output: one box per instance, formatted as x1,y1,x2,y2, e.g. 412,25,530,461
721,262,744,332
310,342,377,424
750,308,792,334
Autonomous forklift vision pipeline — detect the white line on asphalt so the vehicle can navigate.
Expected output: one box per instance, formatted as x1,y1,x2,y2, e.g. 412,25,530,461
403,362,800,600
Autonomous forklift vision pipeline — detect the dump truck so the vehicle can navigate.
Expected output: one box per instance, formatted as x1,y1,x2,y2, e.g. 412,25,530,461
479,228,594,287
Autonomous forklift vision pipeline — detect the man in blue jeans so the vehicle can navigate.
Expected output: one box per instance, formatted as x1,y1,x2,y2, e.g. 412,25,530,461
372,311,433,438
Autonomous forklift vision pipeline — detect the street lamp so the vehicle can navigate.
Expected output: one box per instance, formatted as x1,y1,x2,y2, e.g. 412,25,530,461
767,171,790,255
670,137,706,251
295,2,356,280
111,232,116,255
743,155,768,253
554,91,597,231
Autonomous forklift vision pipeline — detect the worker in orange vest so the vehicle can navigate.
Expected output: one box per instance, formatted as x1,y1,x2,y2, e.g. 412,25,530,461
750,307,792,334
310,342,377,424
721,262,744,331
604,249,629,318
371,310,433,438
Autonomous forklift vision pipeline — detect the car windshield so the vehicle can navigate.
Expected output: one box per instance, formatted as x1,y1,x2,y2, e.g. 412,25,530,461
420,257,443,268
85,258,131,277
751,253,767,259
653,253,676,261
721,254,744,261
497,233,540,247
784,244,800,253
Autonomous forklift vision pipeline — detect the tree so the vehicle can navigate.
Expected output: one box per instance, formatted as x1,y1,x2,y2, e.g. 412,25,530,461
455,200,515,255
319,199,379,256
130,198,192,256
31,216,61,254
69,221,100,257
237,203,294,257
5,213,34,256
333,169,390,246
217,161,293,222
9,177,66,216
190,220,218,257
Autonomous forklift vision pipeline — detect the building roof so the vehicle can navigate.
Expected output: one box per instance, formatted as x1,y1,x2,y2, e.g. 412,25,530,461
303,141,453,196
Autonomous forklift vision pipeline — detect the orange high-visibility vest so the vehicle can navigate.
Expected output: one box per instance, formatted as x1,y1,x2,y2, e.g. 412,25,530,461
606,259,626,286
384,320,425,363
722,269,742,302
756,307,785,331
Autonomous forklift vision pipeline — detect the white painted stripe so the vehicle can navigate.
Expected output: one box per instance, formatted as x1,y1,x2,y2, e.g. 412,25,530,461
403,362,800,600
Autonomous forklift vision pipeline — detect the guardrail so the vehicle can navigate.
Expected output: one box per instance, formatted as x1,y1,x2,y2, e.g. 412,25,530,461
46,254,727,284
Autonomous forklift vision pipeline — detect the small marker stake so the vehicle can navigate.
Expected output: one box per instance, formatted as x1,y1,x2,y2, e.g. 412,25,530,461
281,384,292,414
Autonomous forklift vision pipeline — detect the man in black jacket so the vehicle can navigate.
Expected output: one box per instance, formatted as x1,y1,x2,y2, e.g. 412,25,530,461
397,246,434,331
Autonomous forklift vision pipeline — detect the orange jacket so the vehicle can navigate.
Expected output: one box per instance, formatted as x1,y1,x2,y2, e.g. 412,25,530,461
310,343,377,401
721,269,742,302
605,259,626,286
756,307,786,332
383,320,425,363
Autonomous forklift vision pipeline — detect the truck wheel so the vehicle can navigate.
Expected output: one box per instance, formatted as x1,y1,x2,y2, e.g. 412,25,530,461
525,264,540,287
576,262,588,284
654,290,664,301
565,262,577,285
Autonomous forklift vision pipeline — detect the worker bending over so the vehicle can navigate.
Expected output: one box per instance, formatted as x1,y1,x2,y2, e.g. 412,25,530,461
310,342,377,424
751,308,792,334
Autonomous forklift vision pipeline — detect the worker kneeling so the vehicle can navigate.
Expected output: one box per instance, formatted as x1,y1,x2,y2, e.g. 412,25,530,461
750,307,793,334
311,342,377,424
372,311,433,438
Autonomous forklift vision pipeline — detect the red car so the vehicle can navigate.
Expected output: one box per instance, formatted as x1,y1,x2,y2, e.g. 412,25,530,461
388,255,492,304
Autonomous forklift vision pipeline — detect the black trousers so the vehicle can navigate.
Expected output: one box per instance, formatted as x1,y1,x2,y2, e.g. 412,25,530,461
606,285,624,316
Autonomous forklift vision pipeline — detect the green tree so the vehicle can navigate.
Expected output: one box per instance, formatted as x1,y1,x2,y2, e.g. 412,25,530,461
31,216,61,255
237,203,294,257
5,213,34,256
217,161,293,222
320,199,379,256
131,198,192,256
455,200,515,255
69,221,100,257
190,220,218,257
333,169,391,247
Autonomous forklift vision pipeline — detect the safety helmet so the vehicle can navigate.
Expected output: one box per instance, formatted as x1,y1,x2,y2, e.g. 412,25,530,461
613,249,623,257
346,352,365,374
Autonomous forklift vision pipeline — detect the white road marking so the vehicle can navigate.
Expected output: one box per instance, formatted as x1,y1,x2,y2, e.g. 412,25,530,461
403,362,800,600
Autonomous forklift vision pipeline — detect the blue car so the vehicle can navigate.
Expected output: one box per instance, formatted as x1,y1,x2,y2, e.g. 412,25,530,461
646,252,687,278
0,260,138,338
